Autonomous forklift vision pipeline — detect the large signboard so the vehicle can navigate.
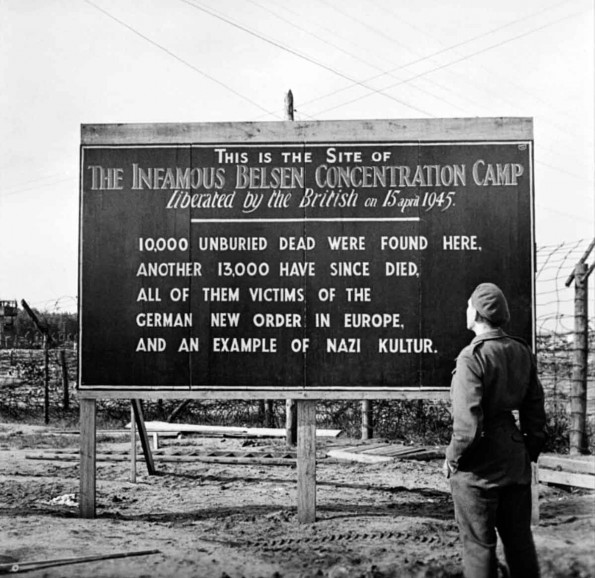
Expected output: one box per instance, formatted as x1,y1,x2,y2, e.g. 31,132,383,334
79,119,534,395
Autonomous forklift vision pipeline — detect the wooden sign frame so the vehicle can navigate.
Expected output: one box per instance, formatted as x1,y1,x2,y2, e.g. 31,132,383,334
78,117,535,521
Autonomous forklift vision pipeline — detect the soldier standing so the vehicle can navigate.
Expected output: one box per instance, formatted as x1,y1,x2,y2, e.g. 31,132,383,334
445,282,546,578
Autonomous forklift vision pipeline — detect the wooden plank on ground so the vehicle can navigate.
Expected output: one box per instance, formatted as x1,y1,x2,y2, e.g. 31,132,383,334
326,444,444,463
405,449,445,461
539,455,595,475
26,453,297,466
538,467,595,490
373,446,424,457
125,421,342,438
327,443,396,454
354,444,393,454
326,449,393,464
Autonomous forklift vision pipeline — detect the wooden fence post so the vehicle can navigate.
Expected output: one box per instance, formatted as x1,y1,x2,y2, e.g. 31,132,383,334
61,349,70,410
43,334,49,424
565,239,594,455
361,400,373,439
569,262,589,454
265,400,274,427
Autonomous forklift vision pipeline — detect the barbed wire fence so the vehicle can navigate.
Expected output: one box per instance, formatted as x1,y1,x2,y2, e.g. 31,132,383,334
536,238,594,336
0,239,593,450
535,238,594,451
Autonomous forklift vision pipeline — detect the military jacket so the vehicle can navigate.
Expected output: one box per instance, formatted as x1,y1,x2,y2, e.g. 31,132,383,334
446,329,546,486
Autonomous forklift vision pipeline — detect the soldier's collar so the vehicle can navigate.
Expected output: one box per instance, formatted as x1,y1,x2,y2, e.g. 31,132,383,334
471,328,507,345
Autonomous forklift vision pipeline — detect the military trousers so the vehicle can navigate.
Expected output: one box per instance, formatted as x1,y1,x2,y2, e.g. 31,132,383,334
450,472,539,578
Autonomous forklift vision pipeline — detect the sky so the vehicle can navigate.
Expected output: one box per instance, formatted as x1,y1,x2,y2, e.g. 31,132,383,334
0,0,593,316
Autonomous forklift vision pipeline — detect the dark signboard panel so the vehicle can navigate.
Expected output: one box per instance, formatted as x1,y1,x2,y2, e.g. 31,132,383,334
79,120,534,393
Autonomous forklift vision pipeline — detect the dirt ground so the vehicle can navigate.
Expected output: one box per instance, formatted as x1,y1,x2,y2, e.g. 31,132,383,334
0,423,593,578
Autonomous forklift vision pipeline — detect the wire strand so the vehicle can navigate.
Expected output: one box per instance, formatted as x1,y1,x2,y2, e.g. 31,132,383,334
82,0,277,117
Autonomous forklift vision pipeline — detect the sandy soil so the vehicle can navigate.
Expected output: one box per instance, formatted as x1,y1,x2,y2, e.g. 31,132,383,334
0,423,593,578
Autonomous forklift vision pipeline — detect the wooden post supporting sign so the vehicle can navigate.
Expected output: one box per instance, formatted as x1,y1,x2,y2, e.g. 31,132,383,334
79,398,96,518
297,400,316,523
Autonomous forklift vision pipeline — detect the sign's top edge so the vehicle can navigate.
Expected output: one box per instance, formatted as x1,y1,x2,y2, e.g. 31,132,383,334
80,117,534,145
